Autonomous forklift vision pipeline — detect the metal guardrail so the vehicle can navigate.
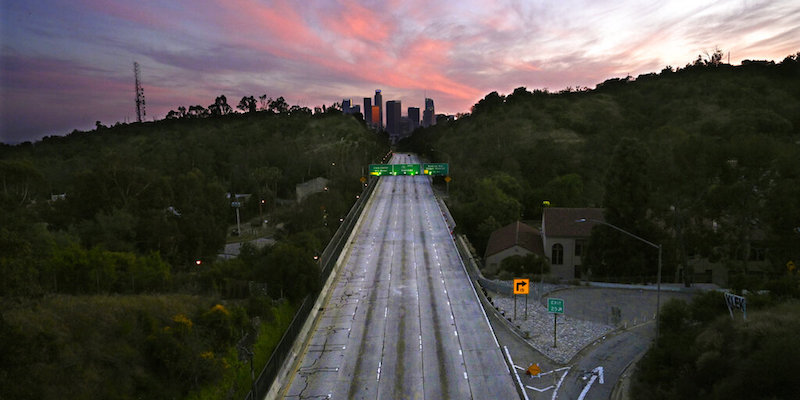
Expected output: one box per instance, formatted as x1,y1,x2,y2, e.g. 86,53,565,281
243,176,379,400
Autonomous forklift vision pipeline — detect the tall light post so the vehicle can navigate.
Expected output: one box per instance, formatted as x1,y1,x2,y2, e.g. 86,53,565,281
576,218,663,342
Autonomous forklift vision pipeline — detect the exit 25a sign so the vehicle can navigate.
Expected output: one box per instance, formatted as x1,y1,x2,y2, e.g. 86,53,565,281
547,298,564,314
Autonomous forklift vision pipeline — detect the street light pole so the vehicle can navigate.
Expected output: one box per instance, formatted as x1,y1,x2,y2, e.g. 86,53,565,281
576,218,663,342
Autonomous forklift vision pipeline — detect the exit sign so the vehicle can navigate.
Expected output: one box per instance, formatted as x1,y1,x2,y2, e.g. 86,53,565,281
369,164,392,176
368,164,421,176
547,298,564,314
422,163,449,176
395,163,420,175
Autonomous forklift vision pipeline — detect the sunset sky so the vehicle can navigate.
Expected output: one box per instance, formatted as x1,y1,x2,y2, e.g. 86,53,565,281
1,0,798,144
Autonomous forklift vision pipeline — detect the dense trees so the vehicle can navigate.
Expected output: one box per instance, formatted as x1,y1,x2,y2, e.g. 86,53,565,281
584,137,662,280
400,54,800,283
632,293,800,399
0,95,388,399
396,55,800,397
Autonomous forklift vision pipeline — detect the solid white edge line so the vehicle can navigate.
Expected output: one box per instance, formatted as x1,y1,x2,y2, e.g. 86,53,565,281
551,366,571,400
438,202,502,350
504,346,530,400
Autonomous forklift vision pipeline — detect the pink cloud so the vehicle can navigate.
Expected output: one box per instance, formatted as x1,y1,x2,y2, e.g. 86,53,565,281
325,0,392,44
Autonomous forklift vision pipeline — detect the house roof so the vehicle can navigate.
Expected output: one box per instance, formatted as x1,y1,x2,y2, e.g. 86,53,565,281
542,207,604,238
485,221,544,258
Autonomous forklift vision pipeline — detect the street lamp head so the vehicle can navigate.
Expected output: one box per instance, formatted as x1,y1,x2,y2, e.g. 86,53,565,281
575,218,587,223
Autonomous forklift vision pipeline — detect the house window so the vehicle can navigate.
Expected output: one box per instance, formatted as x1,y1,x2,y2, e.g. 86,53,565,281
551,243,564,265
575,240,585,256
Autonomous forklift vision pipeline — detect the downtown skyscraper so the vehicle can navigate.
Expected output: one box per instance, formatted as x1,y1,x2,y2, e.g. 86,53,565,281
422,97,435,127
363,97,372,125
374,90,383,130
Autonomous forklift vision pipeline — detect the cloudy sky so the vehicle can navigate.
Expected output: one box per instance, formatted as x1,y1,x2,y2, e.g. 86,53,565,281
1,0,798,143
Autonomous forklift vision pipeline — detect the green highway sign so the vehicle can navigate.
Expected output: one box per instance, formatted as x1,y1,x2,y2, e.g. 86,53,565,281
547,298,564,314
395,163,420,175
423,163,449,176
369,164,392,176
368,164,422,176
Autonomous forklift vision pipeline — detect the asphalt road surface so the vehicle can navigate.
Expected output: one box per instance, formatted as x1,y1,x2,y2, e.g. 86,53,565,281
282,154,518,399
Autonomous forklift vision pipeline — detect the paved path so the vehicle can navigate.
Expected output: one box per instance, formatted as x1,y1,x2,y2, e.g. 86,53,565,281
486,285,700,399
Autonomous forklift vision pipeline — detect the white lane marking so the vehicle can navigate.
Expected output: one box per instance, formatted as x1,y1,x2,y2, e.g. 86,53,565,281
526,385,555,392
504,346,529,400
551,366,571,400
577,366,604,400
377,361,382,381
464,372,468,380
384,307,387,318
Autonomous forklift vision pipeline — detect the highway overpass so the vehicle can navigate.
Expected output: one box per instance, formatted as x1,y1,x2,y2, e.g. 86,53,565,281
279,153,518,399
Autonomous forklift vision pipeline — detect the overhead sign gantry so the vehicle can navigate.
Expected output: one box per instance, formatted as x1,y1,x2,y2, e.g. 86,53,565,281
369,163,448,176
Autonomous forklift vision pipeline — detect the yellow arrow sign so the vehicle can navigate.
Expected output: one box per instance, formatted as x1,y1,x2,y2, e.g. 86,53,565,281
513,278,529,295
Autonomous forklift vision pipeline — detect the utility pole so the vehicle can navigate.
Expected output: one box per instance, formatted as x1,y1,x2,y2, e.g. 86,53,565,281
134,62,146,123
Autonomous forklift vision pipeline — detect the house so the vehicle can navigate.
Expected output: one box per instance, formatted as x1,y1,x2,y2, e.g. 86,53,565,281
541,207,604,280
484,221,545,276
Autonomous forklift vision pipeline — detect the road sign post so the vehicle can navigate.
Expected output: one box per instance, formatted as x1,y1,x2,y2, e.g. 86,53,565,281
547,298,564,347
514,279,529,321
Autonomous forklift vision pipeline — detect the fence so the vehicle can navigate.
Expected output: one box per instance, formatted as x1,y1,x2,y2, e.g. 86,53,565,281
243,176,379,400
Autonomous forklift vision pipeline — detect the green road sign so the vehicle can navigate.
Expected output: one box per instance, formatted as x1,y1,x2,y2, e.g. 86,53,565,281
394,163,421,175
369,164,423,176
547,298,564,314
422,163,449,176
369,164,392,176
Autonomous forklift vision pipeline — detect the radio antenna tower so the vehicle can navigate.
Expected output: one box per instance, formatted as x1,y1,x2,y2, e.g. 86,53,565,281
134,62,146,122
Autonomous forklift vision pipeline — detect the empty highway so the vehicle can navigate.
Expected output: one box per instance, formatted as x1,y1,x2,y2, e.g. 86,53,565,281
281,154,518,399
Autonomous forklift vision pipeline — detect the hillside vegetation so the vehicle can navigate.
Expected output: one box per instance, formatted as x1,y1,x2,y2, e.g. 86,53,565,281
402,54,800,287
632,293,800,399
0,107,387,399
400,53,800,399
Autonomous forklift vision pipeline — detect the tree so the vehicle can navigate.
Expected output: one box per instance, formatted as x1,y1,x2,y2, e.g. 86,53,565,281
603,137,651,223
268,96,289,114
187,105,209,118
266,243,320,301
498,253,549,279
0,159,44,208
258,94,269,111
471,91,505,115
585,138,659,280
252,166,281,207
208,95,232,116
237,96,257,113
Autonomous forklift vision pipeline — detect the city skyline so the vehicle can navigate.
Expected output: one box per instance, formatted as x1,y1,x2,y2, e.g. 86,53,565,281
2,0,799,143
